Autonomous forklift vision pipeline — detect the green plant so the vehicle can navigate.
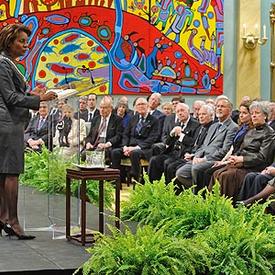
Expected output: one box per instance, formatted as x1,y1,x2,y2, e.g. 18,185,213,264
20,147,114,208
80,225,211,275
122,178,236,238
195,205,275,275
121,175,178,225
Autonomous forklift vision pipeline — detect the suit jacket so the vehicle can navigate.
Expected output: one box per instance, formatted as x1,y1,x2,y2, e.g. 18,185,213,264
24,114,52,147
191,121,214,153
195,118,238,160
87,108,100,122
236,124,275,170
151,109,166,142
0,54,40,173
269,120,275,131
122,113,159,149
85,113,123,148
165,117,200,157
161,114,177,143
74,109,90,122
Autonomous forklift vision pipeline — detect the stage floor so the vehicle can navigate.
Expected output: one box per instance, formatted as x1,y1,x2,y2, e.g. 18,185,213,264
0,184,128,274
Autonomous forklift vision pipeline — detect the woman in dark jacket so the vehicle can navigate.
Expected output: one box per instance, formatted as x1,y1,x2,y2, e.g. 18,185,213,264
0,24,56,239
208,101,275,203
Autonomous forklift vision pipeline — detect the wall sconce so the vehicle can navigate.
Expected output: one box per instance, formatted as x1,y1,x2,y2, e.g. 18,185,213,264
242,24,268,50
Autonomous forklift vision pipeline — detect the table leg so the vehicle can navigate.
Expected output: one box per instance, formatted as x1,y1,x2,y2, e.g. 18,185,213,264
115,178,120,230
80,180,87,245
99,180,104,234
66,176,71,240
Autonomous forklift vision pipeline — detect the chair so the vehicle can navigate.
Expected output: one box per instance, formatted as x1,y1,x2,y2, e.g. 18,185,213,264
120,158,149,189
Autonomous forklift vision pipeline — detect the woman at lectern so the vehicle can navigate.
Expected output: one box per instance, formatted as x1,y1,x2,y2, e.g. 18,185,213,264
0,23,57,240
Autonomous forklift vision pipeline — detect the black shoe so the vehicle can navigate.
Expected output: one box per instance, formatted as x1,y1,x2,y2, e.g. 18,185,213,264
4,224,36,240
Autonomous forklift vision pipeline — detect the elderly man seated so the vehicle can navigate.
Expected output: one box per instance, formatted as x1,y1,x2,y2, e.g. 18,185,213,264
85,96,123,160
111,97,159,181
175,97,238,192
148,102,199,183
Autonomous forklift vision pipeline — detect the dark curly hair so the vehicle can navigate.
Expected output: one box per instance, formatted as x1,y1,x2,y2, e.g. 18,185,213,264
0,24,31,52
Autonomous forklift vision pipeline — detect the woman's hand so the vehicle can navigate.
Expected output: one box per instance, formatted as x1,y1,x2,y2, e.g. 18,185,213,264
228,155,244,166
261,166,275,176
40,91,57,101
29,86,57,101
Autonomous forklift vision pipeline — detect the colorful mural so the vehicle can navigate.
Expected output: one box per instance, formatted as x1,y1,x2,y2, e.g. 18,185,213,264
0,0,224,95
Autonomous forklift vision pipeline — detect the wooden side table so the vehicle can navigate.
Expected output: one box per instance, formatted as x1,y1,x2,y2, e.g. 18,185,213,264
66,167,120,245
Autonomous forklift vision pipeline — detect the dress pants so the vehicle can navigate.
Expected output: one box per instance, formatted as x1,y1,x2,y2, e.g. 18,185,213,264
111,148,145,180
238,172,273,201
176,160,215,188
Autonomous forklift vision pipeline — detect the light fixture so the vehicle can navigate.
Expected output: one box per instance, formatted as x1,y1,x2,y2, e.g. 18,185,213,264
242,24,268,50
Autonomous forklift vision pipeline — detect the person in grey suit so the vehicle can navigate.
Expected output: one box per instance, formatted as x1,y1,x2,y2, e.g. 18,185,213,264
148,103,199,183
167,104,215,187
175,97,238,190
111,97,159,181
0,24,56,239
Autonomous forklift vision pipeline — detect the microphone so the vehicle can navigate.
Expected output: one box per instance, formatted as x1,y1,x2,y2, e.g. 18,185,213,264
82,65,95,85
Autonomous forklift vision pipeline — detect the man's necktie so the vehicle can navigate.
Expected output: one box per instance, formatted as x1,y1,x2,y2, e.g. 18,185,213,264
88,113,93,122
194,127,204,147
94,118,107,146
37,118,45,130
98,118,107,136
135,116,145,135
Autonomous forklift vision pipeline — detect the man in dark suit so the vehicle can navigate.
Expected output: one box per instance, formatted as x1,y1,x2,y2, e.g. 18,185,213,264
148,103,199,183
24,101,53,150
74,96,89,121
87,93,100,122
148,93,165,141
85,96,123,158
175,98,238,189
151,96,186,155
165,104,215,185
111,97,159,181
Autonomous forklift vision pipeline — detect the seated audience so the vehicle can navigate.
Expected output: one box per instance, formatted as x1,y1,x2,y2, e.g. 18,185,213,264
148,93,166,141
53,104,86,157
74,96,89,121
201,101,253,192
191,100,205,120
87,93,99,122
85,96,123,159
171,104,215,190
231,96,251,124
208,101,275,203
175,97,238,190
237,161,275,205
24,101,53,151
148,103,199,183
161,102,173,116
115,101,132,128
111,97,159,181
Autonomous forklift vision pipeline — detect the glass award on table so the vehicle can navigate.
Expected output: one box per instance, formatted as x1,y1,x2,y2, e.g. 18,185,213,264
86,149,105,168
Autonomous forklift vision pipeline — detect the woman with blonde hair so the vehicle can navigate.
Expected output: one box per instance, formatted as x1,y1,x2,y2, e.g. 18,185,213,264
53,104,86,157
